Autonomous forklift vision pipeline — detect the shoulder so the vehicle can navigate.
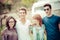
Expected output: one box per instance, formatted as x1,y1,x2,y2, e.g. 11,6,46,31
16,19,20,23
53,15,60,18
53,15,60,21
26,19,31,25
43,16,46,19
42,16,47,20
27,19,31,23
42,16,47,23
16,19,20,25
13,28,17,33
1,28,8,36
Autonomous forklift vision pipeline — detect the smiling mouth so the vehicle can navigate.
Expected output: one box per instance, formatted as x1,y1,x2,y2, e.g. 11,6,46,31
46,12,48,13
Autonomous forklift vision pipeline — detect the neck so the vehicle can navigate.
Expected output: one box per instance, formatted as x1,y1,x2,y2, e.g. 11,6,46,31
20,18,26,24
10,27,13,29
47,14,52,17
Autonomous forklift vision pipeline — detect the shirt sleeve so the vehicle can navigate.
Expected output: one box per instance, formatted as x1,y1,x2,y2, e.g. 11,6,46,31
2,35,4,40
2,30,7,40
58,17,60,24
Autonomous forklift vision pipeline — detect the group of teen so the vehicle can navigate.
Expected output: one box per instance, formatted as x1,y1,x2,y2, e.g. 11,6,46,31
1,4,60,40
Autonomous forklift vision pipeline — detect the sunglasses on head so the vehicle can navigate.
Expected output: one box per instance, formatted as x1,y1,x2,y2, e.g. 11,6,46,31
44,8,49,11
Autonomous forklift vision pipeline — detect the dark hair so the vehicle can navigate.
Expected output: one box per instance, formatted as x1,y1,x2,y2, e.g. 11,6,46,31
6,17,16,30
33,14,42,26
19,7,27,14
44,4,52,9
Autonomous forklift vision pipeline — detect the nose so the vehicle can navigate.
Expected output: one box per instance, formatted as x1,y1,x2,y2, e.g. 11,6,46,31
45,10,48,13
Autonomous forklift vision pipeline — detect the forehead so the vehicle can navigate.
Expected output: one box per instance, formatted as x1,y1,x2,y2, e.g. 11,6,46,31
9,18,14,21
19,10,25,12
44,6,50,9
32,18,38,22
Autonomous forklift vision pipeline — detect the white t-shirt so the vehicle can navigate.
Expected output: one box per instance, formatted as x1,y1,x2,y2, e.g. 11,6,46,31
15,19,31,40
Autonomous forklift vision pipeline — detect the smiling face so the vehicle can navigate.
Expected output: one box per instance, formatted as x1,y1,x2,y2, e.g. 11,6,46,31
8,18,15,29
6,17,16,30
32,14,42,26
32,18,40,26
19,10,26,19
44,6,51,16
18,7,27,20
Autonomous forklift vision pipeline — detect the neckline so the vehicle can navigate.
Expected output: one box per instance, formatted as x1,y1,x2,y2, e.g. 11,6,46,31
47,15,54,18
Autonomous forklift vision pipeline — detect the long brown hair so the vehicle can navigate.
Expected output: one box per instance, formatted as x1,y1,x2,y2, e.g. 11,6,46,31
33,14,42,26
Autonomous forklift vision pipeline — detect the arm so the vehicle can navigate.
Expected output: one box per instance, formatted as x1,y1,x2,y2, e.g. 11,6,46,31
2,35,4,40
43,25,47,40
1,29,7,40
58,23,60,31
29,25,33,35
44,30,47,35
2,34,8,40
58,17,60,31
44,30,47,40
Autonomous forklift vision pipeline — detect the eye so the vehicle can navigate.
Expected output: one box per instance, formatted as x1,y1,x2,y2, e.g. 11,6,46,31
44,8,49,11
9,21,14,23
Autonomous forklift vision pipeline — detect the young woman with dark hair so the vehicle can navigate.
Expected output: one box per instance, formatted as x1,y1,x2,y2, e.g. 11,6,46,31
2,17,18,40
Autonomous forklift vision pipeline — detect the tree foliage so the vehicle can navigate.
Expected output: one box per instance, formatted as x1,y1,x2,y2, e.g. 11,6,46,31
20,0,37,8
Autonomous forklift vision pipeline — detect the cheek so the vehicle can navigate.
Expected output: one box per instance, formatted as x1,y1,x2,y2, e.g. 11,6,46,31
45,11,48,13
19,14,21,16
22,14,26,16
9,23,14,26
19,14,26,17
32,20,39,24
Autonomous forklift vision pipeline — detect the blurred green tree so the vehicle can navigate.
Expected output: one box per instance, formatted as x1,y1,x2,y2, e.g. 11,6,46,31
20,0,37,8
